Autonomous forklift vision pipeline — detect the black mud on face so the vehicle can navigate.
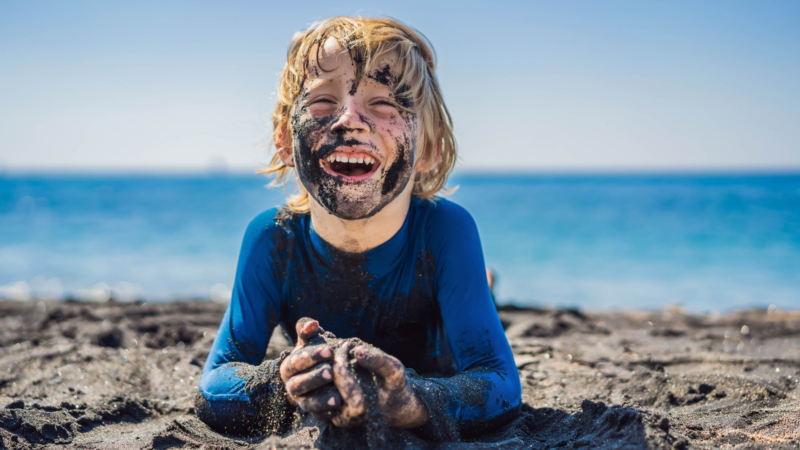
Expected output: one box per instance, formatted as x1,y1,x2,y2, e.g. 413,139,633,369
290,86,416,221
367,63,414,110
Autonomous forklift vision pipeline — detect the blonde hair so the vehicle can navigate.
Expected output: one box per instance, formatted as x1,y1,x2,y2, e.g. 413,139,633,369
259,16,457,213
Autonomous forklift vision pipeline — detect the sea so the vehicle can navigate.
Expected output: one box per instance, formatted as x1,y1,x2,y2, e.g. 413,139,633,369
1,172,798,312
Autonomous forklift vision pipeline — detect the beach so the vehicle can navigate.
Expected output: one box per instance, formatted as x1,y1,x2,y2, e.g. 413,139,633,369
1,300,798,449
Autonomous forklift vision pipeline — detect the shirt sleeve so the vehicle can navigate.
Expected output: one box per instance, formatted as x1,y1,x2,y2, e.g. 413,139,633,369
411,199,521,438
196,208,291,435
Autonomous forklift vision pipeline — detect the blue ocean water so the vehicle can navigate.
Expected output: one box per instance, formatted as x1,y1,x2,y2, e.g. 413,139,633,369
1,173,798,311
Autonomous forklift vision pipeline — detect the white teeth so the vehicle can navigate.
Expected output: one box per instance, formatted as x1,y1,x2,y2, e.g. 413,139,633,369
325,154,377,164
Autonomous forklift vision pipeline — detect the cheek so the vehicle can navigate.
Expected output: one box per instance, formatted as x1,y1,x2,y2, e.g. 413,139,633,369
291,109,342,153
380,115,417,155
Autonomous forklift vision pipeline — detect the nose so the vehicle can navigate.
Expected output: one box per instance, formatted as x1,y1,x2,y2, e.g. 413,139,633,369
331,97,370,133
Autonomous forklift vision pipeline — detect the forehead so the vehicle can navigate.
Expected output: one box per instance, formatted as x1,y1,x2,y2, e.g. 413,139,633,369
304,38,399,89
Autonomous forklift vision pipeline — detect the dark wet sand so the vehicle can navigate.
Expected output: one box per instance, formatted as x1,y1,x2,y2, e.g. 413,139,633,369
1,300,798,449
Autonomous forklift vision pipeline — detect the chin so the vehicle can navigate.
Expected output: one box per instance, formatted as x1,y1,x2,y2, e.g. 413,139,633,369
299,155,414,221
318,194,388,220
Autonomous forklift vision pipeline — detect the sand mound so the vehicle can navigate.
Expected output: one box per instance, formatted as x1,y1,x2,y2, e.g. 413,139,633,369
1,300,799,449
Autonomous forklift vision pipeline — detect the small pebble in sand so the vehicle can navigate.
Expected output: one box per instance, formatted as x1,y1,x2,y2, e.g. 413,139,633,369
741,325,750,335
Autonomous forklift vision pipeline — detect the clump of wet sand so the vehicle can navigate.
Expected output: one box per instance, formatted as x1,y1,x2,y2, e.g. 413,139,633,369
1,299,798,449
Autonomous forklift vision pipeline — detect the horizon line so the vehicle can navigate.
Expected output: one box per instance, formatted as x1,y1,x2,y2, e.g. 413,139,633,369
2,166,800,177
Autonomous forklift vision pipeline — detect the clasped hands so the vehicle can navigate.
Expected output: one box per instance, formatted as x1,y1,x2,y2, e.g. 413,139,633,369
279,318,429,428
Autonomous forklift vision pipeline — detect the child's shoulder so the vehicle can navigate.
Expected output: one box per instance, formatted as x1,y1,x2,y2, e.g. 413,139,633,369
243,206,308,242
414,196,478,233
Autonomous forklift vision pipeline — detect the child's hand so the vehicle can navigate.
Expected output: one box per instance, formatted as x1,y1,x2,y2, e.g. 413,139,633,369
279,318,342,420
331,342,430,429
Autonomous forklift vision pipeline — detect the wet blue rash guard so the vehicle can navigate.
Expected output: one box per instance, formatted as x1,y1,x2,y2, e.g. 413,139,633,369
197,196,521,437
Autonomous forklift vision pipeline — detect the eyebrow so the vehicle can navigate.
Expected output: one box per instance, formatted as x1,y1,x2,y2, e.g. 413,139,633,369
304,76,340,90
304,73,394,96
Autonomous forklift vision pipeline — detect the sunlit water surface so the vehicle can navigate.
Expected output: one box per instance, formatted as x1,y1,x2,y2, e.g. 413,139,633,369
1,173,798,312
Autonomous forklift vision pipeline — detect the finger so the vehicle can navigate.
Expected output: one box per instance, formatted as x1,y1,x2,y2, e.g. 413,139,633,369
332,411,364,427
285,363,334,397
296,386,342,413
312,410,338,421
354,345,406,389
295,317,322,346
280,344,333,381
332,343,365,426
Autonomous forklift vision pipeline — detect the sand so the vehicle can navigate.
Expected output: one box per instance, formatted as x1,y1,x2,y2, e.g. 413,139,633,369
1,299,798,449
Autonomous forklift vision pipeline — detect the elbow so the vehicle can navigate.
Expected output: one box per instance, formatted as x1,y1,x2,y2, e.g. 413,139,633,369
194,390,231,434
508,369,522,408
194,389,265,437
481,373,522,435
194,390,216,427
493,358,522,411
496,368,522,421
195,369,265,437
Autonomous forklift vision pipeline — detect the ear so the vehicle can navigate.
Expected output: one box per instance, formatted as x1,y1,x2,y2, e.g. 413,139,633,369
415,139,442,174
276,123,294,167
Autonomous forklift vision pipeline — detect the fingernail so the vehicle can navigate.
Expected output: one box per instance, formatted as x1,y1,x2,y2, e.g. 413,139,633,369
322,369,331,380
320,347,331,358
328,396,336,406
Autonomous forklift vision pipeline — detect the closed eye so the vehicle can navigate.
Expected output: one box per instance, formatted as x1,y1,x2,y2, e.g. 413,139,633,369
371,99,398,109
310,97,336,105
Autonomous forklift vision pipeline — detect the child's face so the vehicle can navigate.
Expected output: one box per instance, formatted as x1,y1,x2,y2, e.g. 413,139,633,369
287,40,418,220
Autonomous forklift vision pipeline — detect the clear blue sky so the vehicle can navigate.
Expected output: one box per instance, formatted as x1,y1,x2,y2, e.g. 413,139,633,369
1,0,799,172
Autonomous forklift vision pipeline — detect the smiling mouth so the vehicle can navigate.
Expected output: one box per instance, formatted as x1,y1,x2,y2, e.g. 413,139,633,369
321,152,381,180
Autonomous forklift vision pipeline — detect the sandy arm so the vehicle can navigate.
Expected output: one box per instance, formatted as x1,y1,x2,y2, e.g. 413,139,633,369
196,210,290,435
418,200,522,439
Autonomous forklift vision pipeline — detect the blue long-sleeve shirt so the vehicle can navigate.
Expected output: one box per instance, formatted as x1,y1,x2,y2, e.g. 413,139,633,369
197,197,521,438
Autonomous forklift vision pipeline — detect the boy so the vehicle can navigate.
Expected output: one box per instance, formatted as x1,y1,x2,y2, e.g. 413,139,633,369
196,16,521,442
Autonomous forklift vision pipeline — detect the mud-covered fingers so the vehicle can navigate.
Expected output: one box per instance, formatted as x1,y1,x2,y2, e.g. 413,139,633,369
331,343,365,427
285,363,334,397
311,410,339,421
279,344,333,381
354,345,406,389
295,317,323,346
332,343,360,399
295,385,342,415
331,406,366,427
